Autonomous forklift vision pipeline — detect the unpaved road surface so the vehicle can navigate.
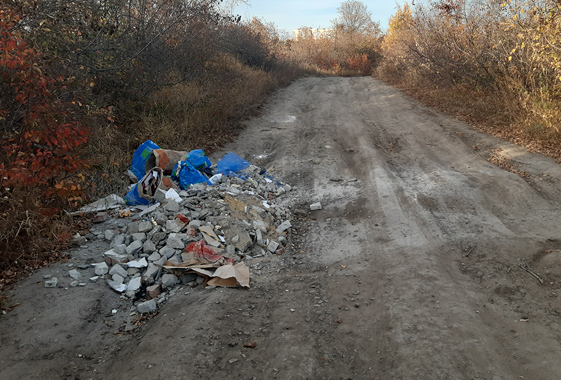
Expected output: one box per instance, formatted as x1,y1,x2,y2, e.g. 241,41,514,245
2,77,561,380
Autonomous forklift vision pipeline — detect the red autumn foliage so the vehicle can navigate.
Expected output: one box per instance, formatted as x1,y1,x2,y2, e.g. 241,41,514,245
347,53,371,75
0,10,89,202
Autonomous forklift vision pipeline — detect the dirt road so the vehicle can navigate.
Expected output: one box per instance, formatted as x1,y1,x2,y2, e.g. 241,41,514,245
2,77,561,379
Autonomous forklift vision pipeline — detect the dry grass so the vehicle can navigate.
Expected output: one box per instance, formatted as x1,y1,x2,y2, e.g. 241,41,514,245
375,69,561,163
0,189,75,303
84,53,304,198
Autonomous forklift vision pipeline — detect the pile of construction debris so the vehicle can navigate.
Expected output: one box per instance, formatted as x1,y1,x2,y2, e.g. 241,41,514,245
63,146,299,315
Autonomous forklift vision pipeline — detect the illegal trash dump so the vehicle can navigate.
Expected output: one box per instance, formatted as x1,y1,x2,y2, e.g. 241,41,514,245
83,141,294,316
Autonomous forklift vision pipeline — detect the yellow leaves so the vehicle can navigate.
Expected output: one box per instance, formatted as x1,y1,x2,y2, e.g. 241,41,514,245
513,14,517,21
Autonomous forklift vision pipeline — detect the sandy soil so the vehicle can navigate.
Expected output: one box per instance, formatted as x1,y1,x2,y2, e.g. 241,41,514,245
2,76,561,380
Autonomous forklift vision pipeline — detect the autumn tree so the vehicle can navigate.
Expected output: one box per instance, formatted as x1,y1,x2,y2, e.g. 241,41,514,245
331,0,377,34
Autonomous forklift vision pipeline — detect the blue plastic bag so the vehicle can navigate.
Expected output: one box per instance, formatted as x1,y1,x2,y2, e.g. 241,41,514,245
173,161,211,190
216,152,251,175
124,183,150,206
130,140,160,181
185,149,211,171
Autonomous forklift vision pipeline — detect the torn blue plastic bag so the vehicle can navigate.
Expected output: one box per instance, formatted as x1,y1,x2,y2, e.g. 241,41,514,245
130,140,160,181
216,152,251,176
184,149,211,171
172,161,211,190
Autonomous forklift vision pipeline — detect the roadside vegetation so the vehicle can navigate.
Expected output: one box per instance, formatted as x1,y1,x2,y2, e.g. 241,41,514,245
375,0,561,162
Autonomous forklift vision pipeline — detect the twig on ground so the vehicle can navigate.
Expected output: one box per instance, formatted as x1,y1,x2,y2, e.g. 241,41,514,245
519,262,544,285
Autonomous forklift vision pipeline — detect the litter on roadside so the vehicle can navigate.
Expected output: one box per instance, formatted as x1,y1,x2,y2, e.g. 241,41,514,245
73,140,295,317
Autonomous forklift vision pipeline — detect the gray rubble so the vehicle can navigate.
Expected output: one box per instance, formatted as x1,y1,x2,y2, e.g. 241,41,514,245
69,157,296,318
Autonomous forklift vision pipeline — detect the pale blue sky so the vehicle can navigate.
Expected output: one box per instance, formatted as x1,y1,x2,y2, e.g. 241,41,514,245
234,1,400,34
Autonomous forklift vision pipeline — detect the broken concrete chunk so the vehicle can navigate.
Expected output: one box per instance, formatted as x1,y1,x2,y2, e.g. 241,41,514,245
151,231,167,244
165,220,181,233
267,240,279,253
138,203,160,218
227,245,236,255
126,240,143,255
147,284,161,299
147,225,161,239
137,299,157,313
126,222,140,234
44,278,58,288
252,219,267,232
114,244,127,255
138,221,153,233
143,239,157,254
167,254,181,266
154,256,166,266
310,202,322,211
94,262,109,276
127,257,148,268
164,200,180,212
90,276,100,283
166,236,185,250
159,246,176,259
104,230,116,242
68,269,81,280
112,273,125,284
107,279,126,293
127,276,142,292
276,220,292,233
154,188,167,203
148,252,161,262
161,273,178,289
112,234,126,246
132,232,147,242
104,249,129,264
255,229,263,246
144,263,160,279
109,264,128,279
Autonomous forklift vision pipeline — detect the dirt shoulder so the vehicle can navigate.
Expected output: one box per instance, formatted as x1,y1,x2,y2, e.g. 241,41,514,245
2,77,561,380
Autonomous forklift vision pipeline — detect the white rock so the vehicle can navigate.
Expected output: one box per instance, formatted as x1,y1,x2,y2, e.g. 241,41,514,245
310,202,322,211
127,276,142,292
109,264,128,278
68,269,81,279
107,279,126,293
267,240,279,253
127,258,148,268
94,262,109,276
276,220,292,233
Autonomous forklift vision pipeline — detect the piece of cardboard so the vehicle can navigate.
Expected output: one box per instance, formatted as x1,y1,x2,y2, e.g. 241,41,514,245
207,277,238,287
212,263,250,288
